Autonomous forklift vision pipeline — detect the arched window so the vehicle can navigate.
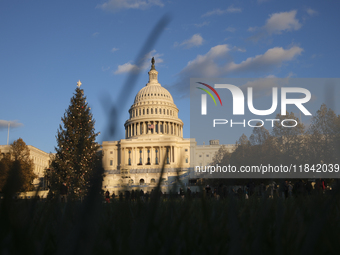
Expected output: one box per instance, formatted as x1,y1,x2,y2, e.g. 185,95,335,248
167,109,169,115
147,109,149,114
143,109,145,115
151,108,153,114
155,108,157,114
140,179,145,185
151,178,156,184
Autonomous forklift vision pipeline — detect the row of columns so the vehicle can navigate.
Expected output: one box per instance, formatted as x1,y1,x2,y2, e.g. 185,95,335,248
121,146,176,166
130,107,176,118
125,121,183,138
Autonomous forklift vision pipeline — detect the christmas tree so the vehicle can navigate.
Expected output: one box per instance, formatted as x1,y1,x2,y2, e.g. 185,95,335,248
49,80,101,198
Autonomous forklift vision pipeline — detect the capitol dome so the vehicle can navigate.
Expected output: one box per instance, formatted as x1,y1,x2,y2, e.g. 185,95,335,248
134,84,174,105
124,58,183,139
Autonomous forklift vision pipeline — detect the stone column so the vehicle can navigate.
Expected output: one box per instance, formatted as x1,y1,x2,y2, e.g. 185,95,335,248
122,148,125,167
150,146,153,165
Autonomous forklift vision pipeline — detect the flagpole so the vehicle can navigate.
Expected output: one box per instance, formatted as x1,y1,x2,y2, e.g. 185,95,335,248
7,122,10,145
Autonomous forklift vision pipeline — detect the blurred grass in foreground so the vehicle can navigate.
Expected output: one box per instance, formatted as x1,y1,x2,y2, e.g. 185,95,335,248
1,183,340,255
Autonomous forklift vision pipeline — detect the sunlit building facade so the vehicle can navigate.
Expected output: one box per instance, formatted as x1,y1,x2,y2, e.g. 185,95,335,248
101,59,235,192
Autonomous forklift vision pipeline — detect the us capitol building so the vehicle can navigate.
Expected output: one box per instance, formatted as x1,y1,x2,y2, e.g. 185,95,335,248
100,58,235,193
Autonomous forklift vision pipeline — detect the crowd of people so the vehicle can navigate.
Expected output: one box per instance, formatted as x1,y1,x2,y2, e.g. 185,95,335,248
103,178,331,202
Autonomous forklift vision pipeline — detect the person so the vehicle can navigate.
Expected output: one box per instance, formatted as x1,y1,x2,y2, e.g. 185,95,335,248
60,182,68,203
187,187,191,198
284,180,289,199
105,190,110,203
131,190,135,201
321,179,326,193
140,189,144,201
179,188,184,199
205,185,211,197
259,182,266,198
288,181,293,197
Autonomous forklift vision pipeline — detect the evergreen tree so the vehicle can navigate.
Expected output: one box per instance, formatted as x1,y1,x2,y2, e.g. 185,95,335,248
0,138,36,192
48,81,101,198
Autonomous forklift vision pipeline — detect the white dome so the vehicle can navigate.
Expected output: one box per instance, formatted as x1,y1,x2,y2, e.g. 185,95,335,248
124,58,183,139
134,84,174,104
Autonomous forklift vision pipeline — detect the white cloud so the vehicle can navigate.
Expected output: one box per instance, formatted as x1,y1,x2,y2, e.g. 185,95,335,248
181,44,230,77
0,120,23,130
114,50,163,74
111,47,119,53
97,0,163,12
177,34,204,48
233,46,246,52
226,46,303,73
102,66,111,72
194,21,210,28
168,45,230,97
306,8,318,16
92,32,99,37
225,26,236,32
226,6,242,13
169,45,303,98
264,10,302,34
248,10,302,41
201,6,242,17
114,62,138,74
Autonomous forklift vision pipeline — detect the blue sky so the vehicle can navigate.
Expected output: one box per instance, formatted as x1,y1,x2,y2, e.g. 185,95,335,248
0,0,339,153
